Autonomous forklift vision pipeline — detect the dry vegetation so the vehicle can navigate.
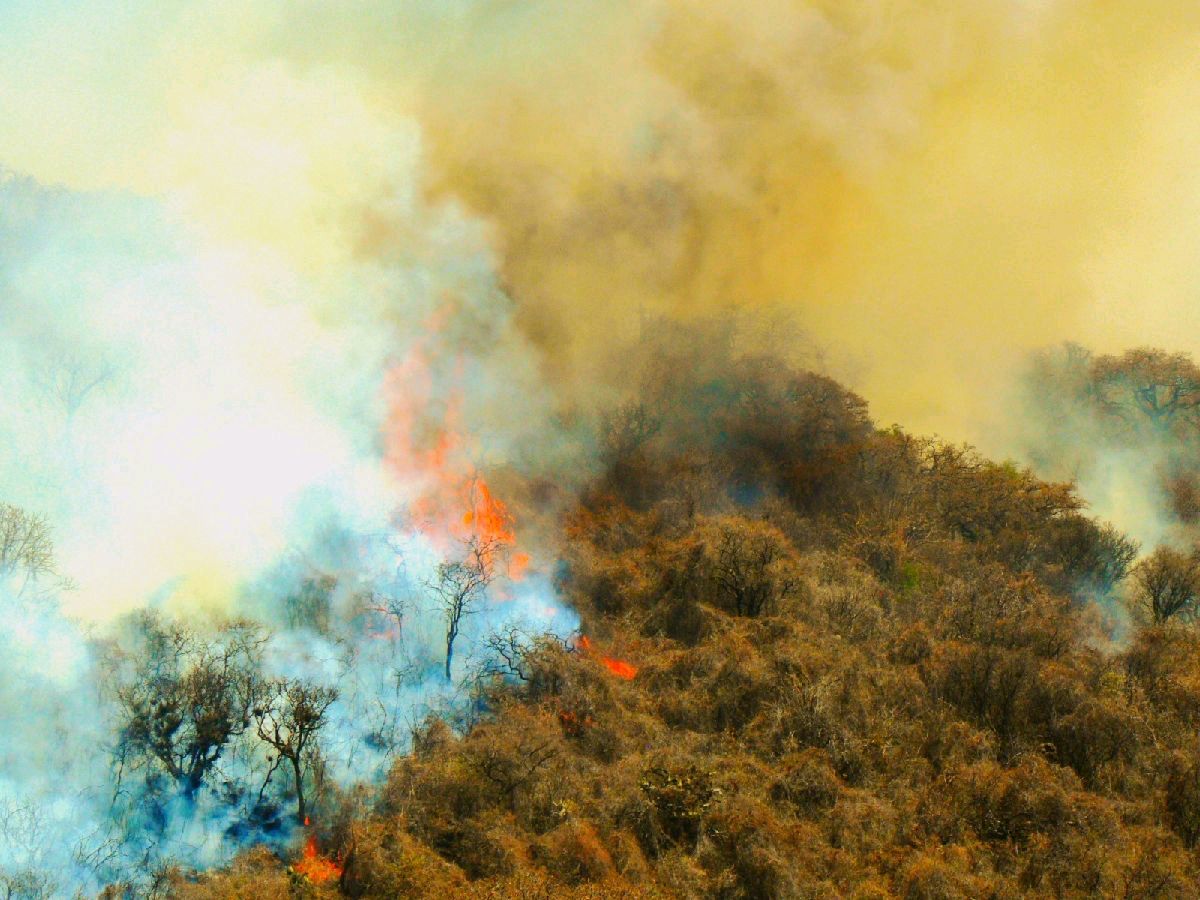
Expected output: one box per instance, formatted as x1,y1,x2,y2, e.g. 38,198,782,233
169,339,1200,898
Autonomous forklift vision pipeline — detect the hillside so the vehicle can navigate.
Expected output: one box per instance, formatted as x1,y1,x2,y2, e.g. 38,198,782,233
163,344,1200,899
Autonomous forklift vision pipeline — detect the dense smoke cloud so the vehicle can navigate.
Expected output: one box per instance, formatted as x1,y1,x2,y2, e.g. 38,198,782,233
7,1,1200,445
1012,345,1200,558
3,0,1200,891
0,60,566,618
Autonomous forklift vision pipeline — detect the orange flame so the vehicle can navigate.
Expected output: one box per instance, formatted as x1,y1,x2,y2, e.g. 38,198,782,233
575,635,638,680
599,657,638,679
460,478,531,580
383,335,531,583
294,818,343,884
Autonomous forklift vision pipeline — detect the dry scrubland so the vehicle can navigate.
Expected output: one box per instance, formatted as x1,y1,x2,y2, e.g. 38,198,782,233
163,340,1200,899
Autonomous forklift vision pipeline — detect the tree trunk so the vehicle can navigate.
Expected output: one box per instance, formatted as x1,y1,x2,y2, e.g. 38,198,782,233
292,755,306,823
445,605,462,682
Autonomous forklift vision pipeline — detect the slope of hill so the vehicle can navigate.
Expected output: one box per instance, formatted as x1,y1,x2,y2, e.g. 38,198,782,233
165,346,1200,899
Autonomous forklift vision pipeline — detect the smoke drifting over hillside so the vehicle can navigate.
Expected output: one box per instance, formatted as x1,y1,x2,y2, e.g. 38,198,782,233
6,1,1200,441
2,0,1200,893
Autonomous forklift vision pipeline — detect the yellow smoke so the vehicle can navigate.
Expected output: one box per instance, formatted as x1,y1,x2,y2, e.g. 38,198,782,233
380,0,1200,449
5,0,1200,477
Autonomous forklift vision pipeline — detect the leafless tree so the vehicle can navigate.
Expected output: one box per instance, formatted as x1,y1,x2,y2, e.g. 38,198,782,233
0,801,57,900
0,503,55,590
283,573,336,633
251,679,338,824
35,350,117,418
707,519,798,617
601,402,662,462
362,585,409,641
1129,546,1200,625
428,537,499,681
468,726,561,808
1091,348,1200,436
481,624,536,682
114,614,267,799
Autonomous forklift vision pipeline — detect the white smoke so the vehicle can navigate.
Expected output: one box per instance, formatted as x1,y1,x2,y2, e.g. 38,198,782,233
0,66,574,894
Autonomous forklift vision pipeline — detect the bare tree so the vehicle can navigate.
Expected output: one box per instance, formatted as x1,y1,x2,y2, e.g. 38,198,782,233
481,624,536,682
283,573,336,633
251,679,338,824
1129,546,1200,625
704,518,798,617
429,537,498,681
601,402,662,463
35,350,116,418
467,720,561,808
0,503,55,589
1091,348,1200,436
362,586,409,641
114,614,267,799
0,801,58,900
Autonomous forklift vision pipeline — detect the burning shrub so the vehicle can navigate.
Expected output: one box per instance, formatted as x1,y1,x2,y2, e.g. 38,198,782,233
165,848,295,900
146,343,1200,898
294,820,344,886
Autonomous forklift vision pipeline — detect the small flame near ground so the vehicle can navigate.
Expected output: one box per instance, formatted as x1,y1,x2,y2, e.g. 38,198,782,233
294,817,343,884
575,635,638,680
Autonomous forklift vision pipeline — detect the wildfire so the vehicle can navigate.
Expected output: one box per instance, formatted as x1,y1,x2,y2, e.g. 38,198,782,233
294,817,343,884
599,656,638,679
383,338,531,581
575,635,638,680
461,478,531,579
